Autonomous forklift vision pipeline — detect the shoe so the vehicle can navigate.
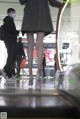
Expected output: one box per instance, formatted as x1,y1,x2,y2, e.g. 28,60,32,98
29,75,33,86
5,77,16,86
0,69,9,80
6,77,12,82
36,74,41,90
12,75,16,79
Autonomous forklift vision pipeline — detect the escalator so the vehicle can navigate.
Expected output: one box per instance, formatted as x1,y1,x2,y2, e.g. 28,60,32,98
0,89,78,119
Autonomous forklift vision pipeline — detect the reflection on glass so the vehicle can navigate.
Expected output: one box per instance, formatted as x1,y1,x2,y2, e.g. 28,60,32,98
57,1,80,98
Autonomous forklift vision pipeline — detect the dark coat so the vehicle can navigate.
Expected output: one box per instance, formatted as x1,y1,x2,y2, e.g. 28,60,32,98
3,16,19,42
42,56,46,67
16,41,25,57
19,0,61,35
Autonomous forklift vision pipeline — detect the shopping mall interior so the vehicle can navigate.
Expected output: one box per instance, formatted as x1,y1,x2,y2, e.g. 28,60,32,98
0,0,80,119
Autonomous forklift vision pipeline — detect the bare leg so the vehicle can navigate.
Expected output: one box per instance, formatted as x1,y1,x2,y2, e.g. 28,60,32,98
36,32,45,89
36,32,44,75
27,33,34,85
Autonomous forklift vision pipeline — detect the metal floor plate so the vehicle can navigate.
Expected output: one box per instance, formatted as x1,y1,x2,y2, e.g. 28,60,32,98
0,89,59,96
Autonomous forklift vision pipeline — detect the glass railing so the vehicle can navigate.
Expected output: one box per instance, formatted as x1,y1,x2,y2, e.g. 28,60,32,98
56,0,80,99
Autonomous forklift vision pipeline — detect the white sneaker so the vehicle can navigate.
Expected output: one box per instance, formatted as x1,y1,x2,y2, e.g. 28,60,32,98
6,76,11,82
36,74,41,90
12,75,16,79
5,78,16,85
0,69,8,80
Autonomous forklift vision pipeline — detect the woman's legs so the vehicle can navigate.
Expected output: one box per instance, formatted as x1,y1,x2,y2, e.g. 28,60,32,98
27,33,34,85
36,32,44,89
27,32,44,87
36,32,44,76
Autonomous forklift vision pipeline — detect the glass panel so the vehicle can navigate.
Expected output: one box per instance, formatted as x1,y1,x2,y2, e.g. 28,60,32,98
56,0,80,98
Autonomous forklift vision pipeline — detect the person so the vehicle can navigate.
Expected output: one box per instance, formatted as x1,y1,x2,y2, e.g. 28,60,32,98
19,0,62,89
42,53,46,78
16,37,26,78
0,8,19,79
54,53,57,73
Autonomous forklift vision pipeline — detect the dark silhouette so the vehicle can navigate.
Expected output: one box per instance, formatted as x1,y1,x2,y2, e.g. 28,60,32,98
16,37,26,78
42,53,46,77
0,8,19,79
54,54,57,73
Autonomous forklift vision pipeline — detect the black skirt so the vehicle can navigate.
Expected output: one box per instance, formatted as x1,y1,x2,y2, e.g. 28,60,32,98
19,0,61,35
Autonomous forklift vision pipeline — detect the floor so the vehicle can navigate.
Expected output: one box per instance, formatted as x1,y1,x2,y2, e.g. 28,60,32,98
0,76,77,118
0,76,55,91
